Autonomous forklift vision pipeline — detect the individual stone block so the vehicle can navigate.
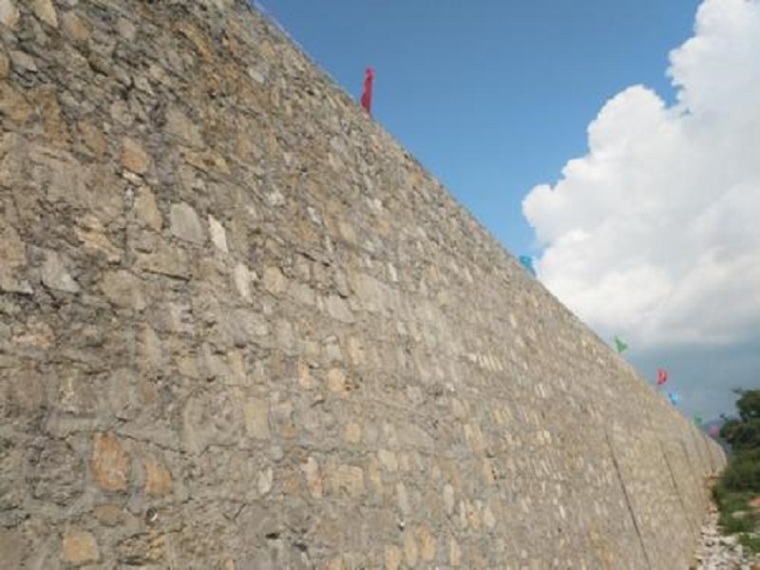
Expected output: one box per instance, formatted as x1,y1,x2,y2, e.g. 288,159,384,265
31,0,58,28
134,186,163,230
62,528,99,564
243,398,270,439
170,202,204,244
208,215,229,253
40,249,79,293
0,0,20,29
121,137,150,174
144,458,172,497
101,270,146,310
91,433,131,491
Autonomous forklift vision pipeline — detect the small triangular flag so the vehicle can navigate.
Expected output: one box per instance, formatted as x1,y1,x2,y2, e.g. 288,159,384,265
614,335,628,354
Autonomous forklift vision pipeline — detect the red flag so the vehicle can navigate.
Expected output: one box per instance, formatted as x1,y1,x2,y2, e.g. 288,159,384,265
361,67,374,114
656,368,668,386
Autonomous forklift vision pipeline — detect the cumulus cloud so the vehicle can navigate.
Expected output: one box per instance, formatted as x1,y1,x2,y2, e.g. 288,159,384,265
523,0,760,348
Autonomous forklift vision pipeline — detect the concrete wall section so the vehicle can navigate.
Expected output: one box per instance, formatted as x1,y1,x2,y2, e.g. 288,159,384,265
0,1,725,568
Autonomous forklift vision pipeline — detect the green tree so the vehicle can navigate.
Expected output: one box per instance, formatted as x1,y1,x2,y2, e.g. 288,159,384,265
737,390,760,421
720,390,760,452
716,389,760,496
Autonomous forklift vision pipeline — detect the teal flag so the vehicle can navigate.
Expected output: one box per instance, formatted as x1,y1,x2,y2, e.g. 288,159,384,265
519,255,536,277
614,335,628,354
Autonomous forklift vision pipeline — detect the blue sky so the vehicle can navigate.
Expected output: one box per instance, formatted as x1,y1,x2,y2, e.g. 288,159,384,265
255,0,699,255
254,0,760,421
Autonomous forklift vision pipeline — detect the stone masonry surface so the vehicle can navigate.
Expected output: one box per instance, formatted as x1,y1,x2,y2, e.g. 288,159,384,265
0,0,725,568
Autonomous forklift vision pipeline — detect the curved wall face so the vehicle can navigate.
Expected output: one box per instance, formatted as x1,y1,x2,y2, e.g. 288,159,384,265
0,1,725,568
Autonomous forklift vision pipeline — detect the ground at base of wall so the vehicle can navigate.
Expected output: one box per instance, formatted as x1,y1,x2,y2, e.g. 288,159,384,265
692,503,760,569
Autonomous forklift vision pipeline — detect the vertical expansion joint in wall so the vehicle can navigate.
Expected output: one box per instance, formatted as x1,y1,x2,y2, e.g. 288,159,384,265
604,429,653,570
680,437,709,514
659,441,697,538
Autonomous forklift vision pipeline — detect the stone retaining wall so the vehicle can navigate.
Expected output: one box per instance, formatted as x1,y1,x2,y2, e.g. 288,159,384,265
0,1,725,568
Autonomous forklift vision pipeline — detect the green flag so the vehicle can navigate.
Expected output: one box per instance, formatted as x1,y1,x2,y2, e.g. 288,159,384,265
614,335,628,354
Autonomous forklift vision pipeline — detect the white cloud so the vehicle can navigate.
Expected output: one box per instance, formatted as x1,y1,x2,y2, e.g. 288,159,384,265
523,0,760,348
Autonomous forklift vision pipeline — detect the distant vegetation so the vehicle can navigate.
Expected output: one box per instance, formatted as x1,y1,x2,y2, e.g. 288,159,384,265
713,389,760,546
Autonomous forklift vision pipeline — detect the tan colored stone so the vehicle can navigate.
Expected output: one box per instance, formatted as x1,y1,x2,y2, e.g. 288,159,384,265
325,294,354,323
483,504,496,529
91,432,131,491
121,137,150,174
62,528,99,564
0,0,20,29
326,368,348,393
101,270,146,310
93,504,124,527
263,266,286,295
329,464,364,497
396,482,410,515
134,186,163,230
137,324,163,373
208,215,228,253
417,526,436,561
41,249,79,293
0,51,8,78
463,423,486,453
243,398,270,439
384,544,402,570
170,202,204,244
10,49,37,72
181,148,229,174
301,456,323,499
378,449,398,472
257,466,273,495
366,456,383,496
338,219,357,245
225,350,247,385
0,83,33,124
75,215,121,262
325,557,344,570
403,531,418,567
116,17,136,41
12,319,53,349
443,484,455,515
175,353,198,378
175,20,214,62
234,262,253,301
135,247,190,279
297,360,314,389
0,528,24,569
0,225,29,293
344,422,362,444
288,280,316,306
61,10,89,42
346,336,365,366
31,0,58,28
449,536,462,567
282,466,302,495
166,106,204,148
144,459,172,496
78,120,107,159
30,87,71,146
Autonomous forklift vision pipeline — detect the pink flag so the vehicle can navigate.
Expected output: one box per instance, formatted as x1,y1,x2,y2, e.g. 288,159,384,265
656,368,668,386
709,425,720,438
361,67,374,114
